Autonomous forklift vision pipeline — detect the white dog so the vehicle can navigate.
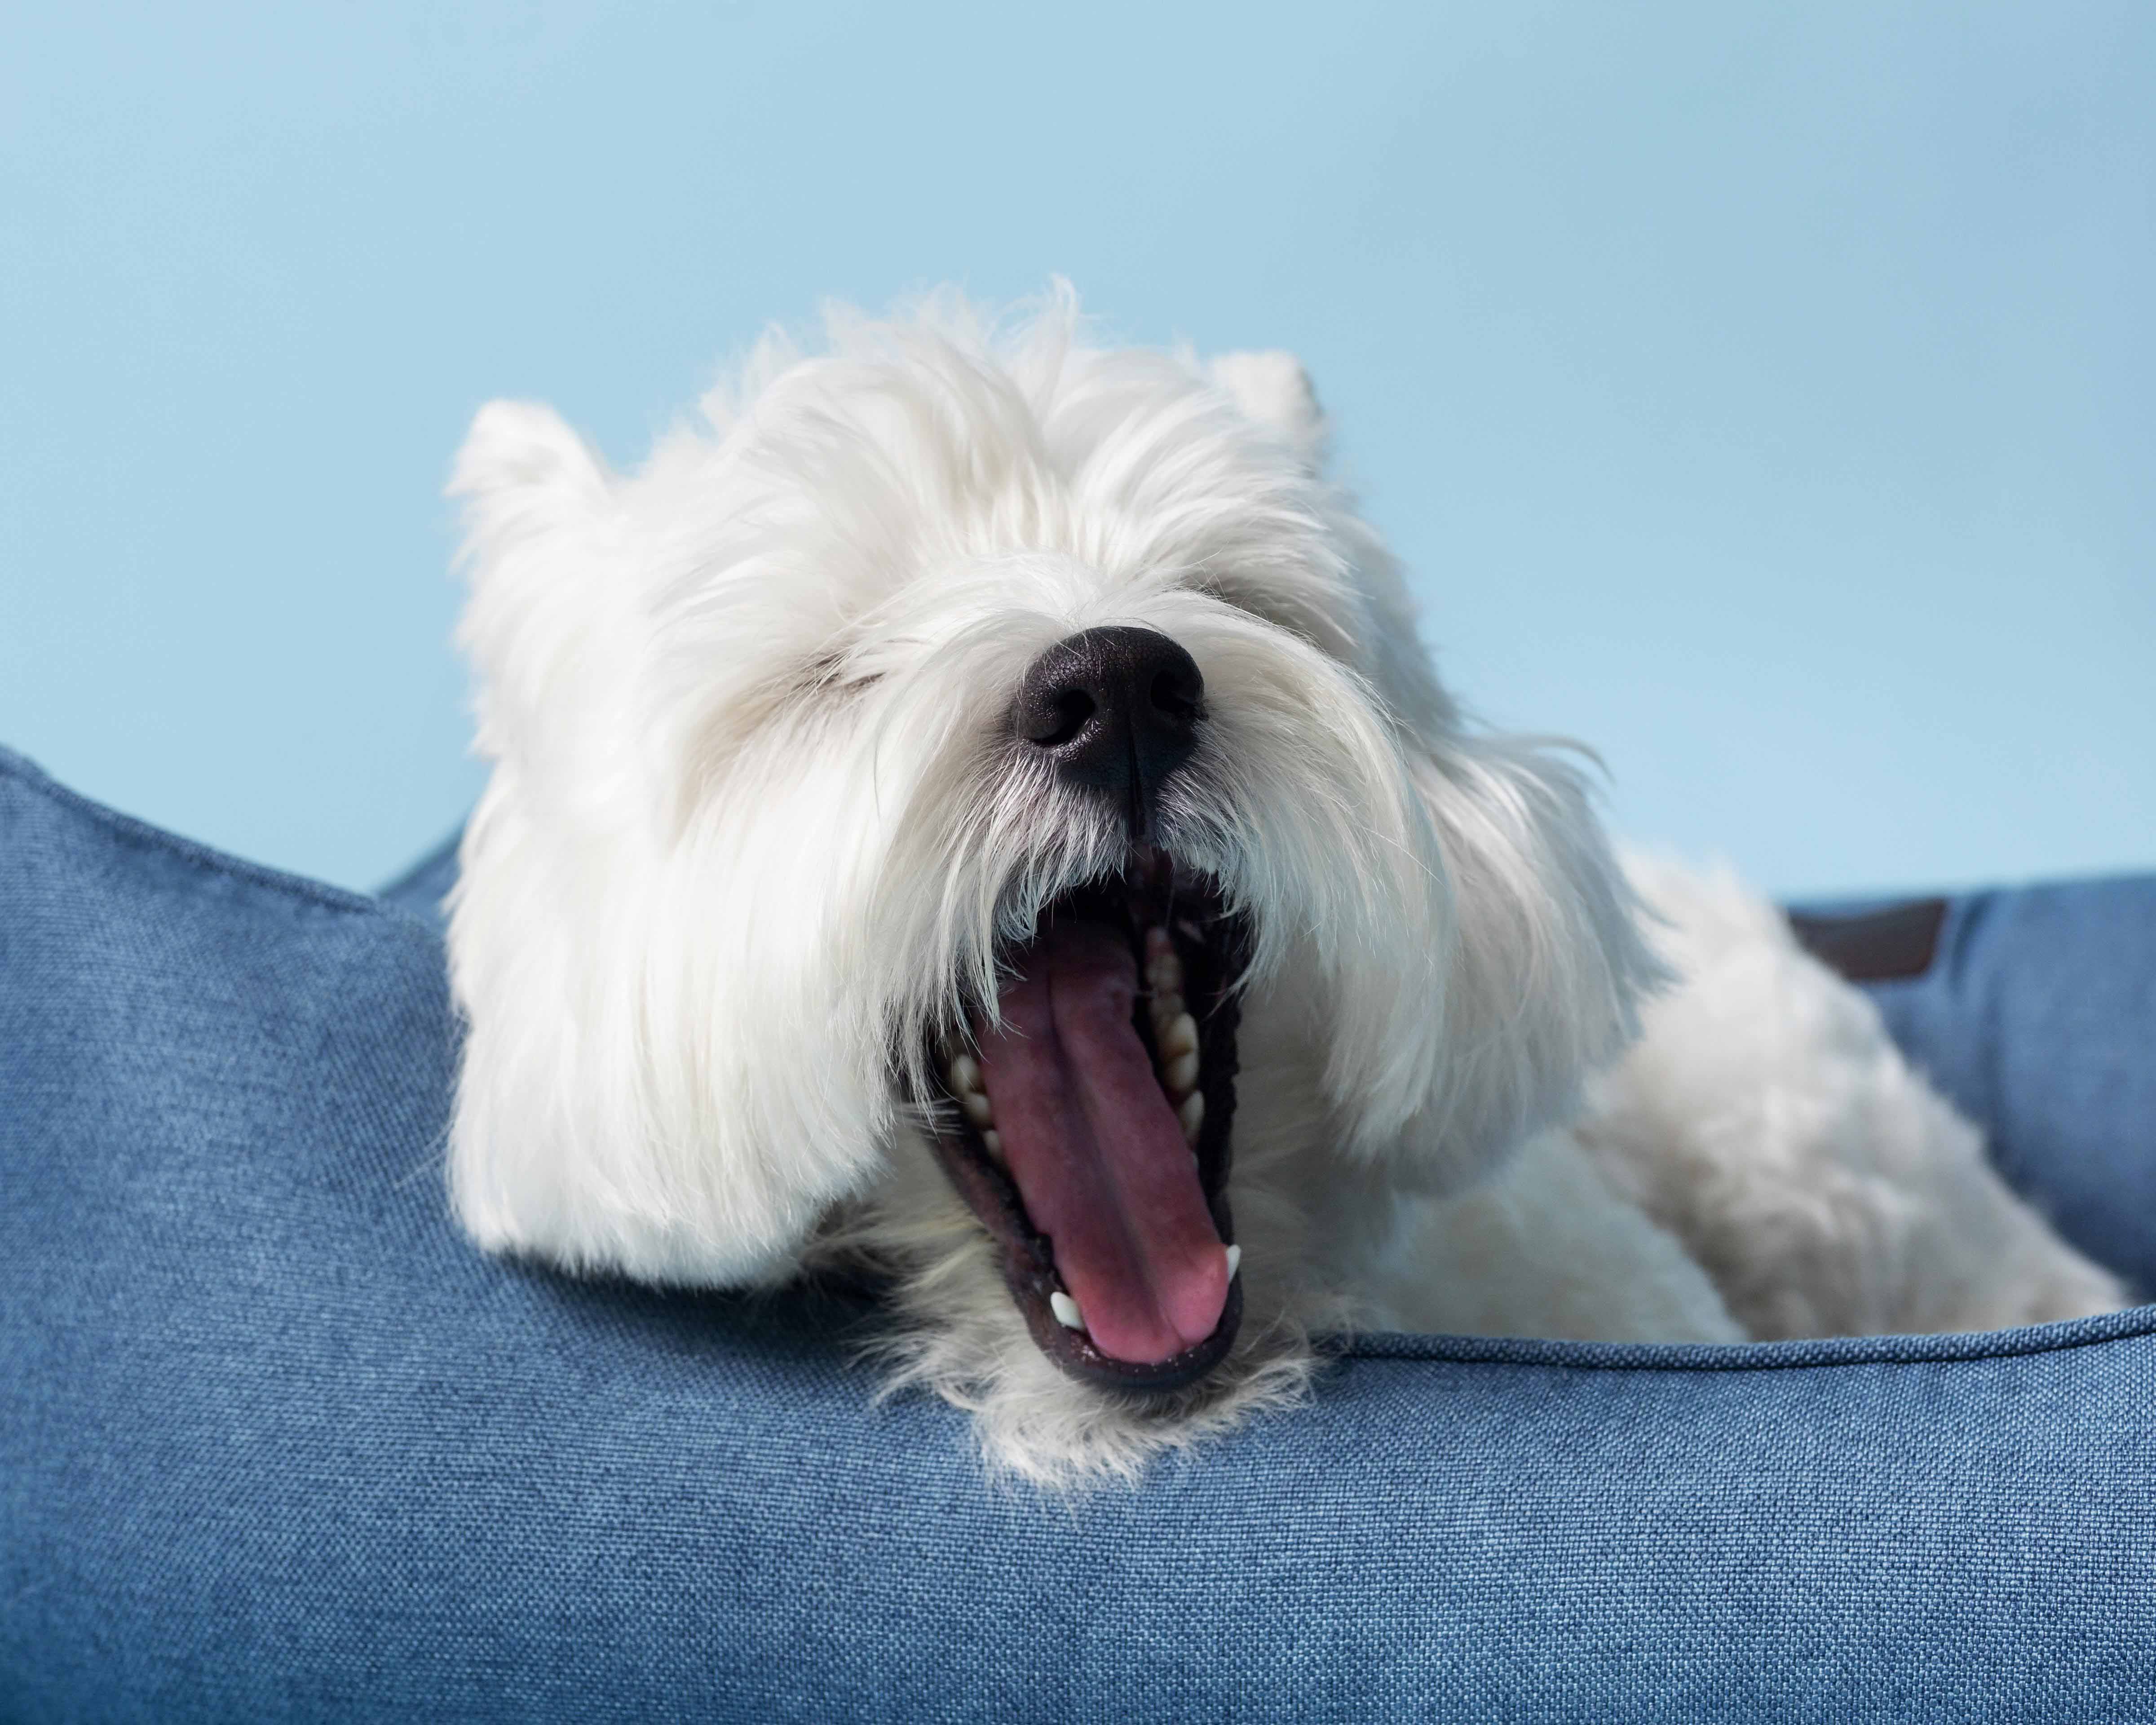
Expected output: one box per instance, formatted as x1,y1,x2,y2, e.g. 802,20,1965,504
443,288,2125,1483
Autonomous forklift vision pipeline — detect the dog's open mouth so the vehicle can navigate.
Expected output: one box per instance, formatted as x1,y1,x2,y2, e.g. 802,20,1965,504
924,850,1251,1396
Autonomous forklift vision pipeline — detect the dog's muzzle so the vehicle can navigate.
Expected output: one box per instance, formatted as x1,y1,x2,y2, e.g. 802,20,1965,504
922,630,1250,1398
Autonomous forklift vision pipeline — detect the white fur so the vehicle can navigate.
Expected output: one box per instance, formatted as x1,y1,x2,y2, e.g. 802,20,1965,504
445,286,2126,1484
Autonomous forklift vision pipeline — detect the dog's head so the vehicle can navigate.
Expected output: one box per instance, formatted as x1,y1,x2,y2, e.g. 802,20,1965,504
445,288,1654,1405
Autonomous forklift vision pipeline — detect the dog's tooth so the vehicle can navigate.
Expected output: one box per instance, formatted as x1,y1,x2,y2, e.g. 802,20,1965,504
1225,1243,1241,1280
961,1090,995,1129
1163,1049,1199,1094
981,1128,1003,1163
1050,1291,1085,1331
1159,1012,1199,1059
1144,928,1184,997
1178,1090,1205,1143
947,1053,981,1095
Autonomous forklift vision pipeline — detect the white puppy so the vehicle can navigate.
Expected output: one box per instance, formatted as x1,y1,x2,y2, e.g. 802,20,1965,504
444,288,2125,1483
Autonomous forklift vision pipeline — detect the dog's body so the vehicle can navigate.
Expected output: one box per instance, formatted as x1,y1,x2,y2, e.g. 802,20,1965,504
446,290,2125,1482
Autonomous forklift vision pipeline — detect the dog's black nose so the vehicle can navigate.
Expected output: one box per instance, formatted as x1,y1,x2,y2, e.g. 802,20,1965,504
1015,626,1204,840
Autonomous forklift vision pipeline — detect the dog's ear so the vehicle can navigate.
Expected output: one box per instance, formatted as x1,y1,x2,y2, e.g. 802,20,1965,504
450,401,612,606
1209,350,1329,470
447,402,622,779
444,399,883,1292
455,399,609,512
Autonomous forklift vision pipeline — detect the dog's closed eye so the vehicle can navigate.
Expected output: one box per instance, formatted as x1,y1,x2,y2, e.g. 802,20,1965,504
801,652,884,698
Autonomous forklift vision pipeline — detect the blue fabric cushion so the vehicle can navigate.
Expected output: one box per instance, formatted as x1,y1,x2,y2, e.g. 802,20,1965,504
1856,884,2156,1294
7,743,2156,1721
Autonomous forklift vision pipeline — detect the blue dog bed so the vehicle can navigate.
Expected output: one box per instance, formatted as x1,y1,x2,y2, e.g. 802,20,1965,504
4,741,2153,1721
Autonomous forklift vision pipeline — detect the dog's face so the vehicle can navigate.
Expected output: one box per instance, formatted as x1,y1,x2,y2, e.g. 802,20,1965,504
445,294,1652,1455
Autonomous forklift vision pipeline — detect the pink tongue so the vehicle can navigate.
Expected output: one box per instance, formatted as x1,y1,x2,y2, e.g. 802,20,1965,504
974,920,1228,1365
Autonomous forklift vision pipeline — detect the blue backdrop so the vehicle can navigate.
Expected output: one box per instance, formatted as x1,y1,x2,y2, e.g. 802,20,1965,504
3,1,2150,896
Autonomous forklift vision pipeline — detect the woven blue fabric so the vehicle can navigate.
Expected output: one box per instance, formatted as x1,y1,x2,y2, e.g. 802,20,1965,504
6,743,2156,1722
1856,884,2156,1295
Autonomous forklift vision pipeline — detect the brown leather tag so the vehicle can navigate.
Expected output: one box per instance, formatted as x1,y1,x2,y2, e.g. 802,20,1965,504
1785,898,1948,983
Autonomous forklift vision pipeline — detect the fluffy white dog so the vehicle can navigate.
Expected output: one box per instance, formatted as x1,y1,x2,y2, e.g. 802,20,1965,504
444,288,2125,1483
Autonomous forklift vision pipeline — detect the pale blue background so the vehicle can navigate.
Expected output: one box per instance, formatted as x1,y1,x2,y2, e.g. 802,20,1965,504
3,2,2150,896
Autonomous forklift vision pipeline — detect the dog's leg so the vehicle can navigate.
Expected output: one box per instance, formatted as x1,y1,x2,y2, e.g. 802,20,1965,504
1574,857,2130,1340
1364,1128,1745,1344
